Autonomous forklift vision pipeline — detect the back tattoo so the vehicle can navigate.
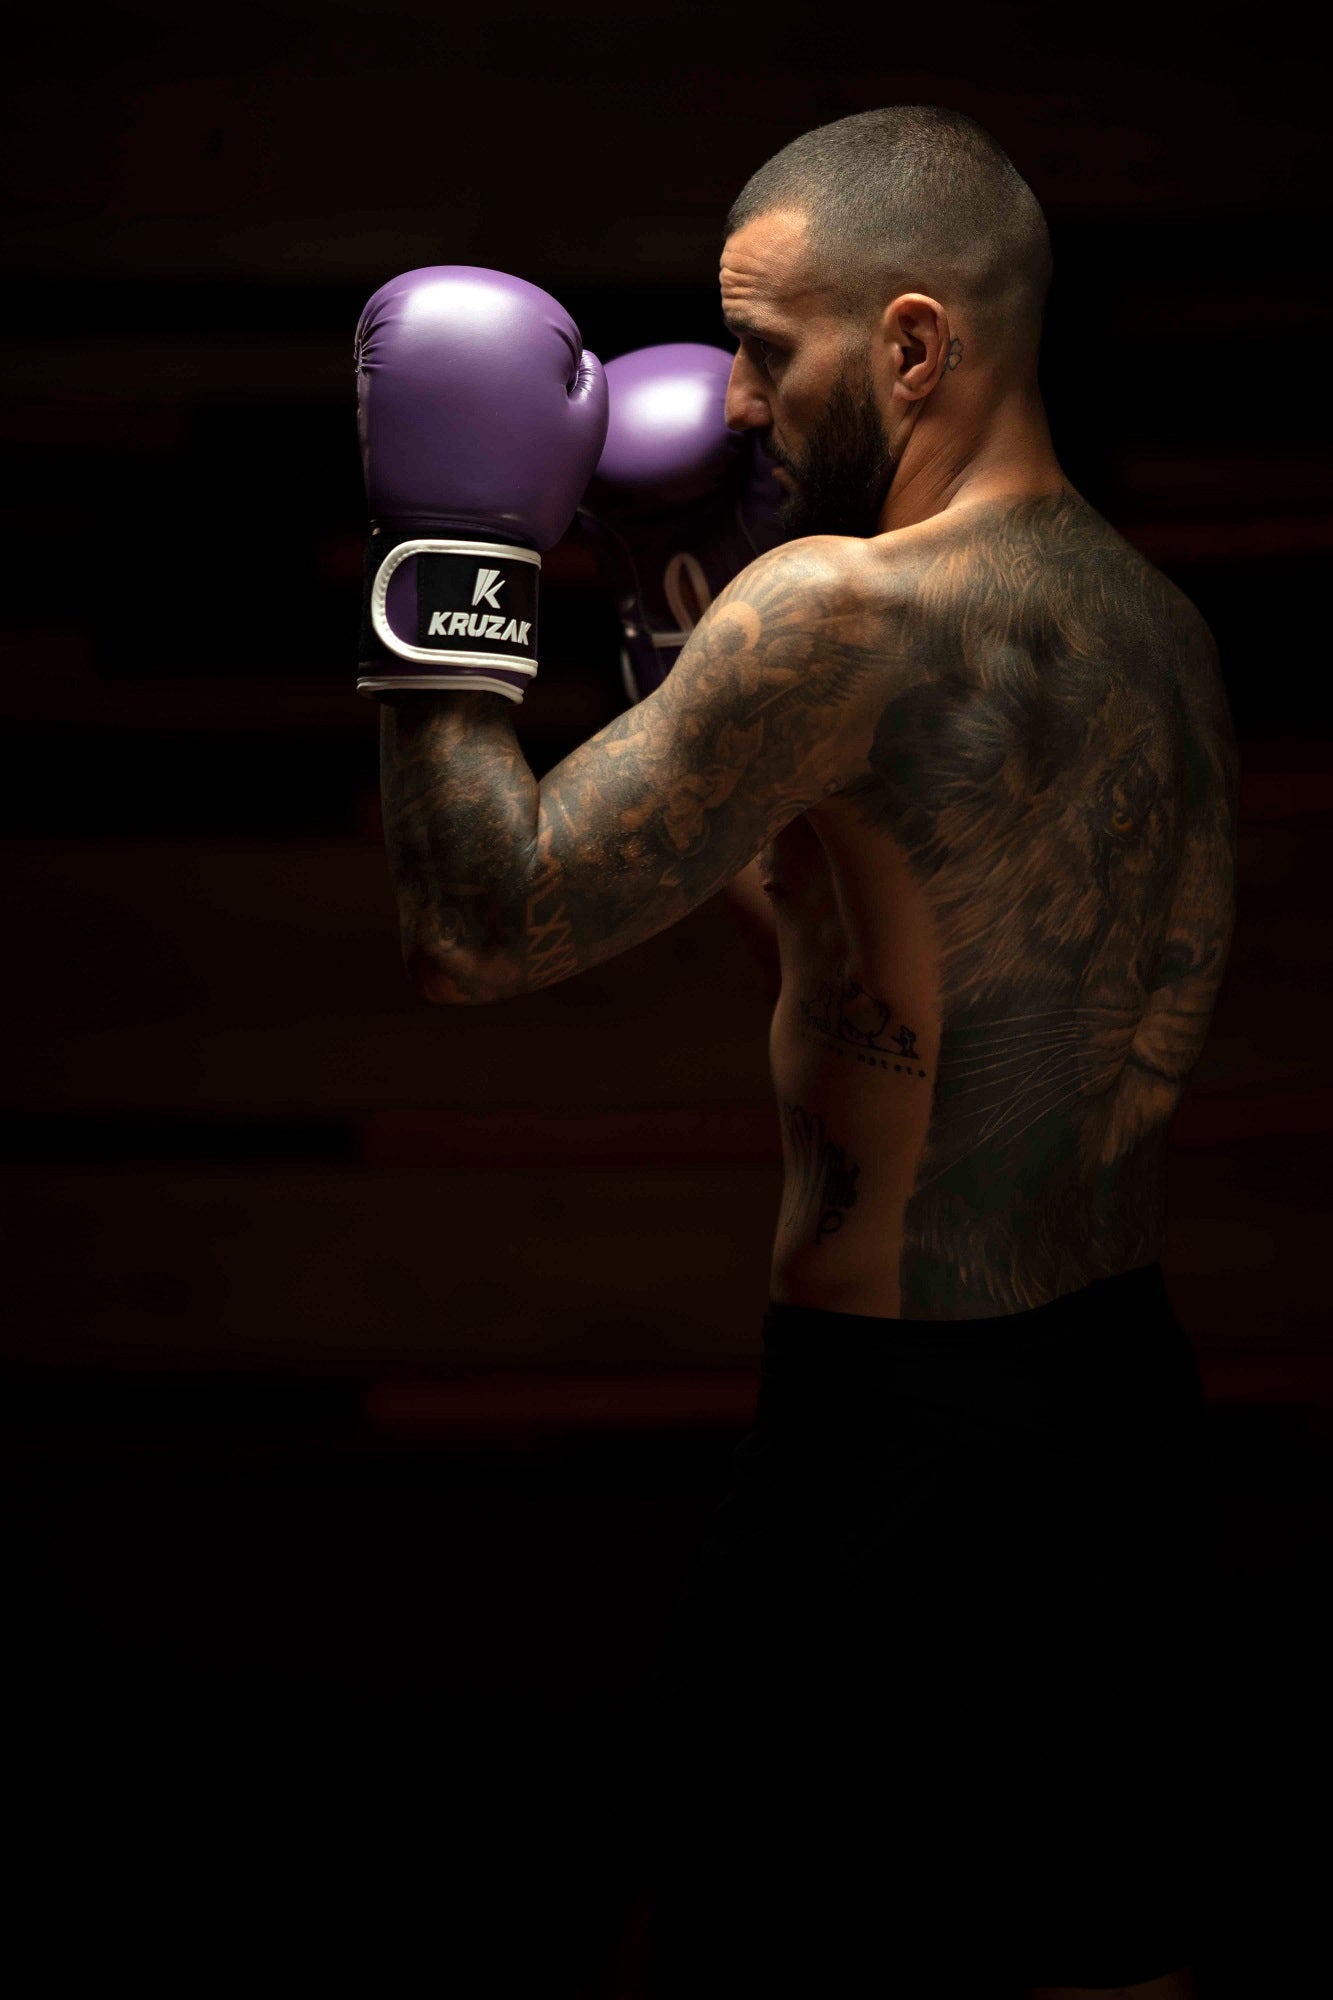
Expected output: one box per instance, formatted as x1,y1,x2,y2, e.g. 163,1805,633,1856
842,490,1238,1313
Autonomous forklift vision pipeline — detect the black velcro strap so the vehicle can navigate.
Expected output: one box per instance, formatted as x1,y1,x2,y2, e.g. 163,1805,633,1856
359,535,540,669
413,549,538,662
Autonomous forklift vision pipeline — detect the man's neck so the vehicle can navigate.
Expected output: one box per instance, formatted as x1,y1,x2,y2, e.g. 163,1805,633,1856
877,385,1064,533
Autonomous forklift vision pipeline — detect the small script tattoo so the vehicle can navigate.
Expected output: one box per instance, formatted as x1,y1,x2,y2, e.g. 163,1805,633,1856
525,859,580,987
798,978,930,1082
779,1100,861,1245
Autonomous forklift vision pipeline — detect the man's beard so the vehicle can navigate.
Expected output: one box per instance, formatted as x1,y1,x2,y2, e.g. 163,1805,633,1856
764,352,895,539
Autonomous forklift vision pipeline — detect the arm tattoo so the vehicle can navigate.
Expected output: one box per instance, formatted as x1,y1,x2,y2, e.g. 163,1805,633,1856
524,857,581,989
379,544,881,1000
378,690,539,1001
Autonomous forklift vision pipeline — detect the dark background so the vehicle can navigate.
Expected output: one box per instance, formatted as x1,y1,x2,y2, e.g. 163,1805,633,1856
2,3,1329,1990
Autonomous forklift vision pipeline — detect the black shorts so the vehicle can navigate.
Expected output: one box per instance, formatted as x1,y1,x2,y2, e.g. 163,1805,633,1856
576,1263,1219,1996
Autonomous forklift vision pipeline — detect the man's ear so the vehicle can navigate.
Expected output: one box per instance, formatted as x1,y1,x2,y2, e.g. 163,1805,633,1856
880,293,953,405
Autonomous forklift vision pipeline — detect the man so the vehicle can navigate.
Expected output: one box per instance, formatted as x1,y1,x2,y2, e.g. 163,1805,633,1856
363,107,1235,2000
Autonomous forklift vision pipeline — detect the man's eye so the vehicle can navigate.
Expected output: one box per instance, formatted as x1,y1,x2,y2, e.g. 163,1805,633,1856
747,337,776,372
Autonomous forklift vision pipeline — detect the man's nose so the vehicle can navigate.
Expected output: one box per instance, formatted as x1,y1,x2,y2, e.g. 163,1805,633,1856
724,350,770,433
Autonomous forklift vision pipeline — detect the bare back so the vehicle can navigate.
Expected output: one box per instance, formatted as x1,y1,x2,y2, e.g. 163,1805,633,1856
764,488,1238,1318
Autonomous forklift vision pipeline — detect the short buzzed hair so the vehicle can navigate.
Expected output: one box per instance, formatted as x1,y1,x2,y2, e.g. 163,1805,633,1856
726,106,1053,361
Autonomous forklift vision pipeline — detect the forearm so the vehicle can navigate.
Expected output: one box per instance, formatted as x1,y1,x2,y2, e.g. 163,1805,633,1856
378,691,539,1002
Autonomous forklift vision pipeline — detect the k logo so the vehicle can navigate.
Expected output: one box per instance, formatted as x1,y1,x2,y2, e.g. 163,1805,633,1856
472,568,504,610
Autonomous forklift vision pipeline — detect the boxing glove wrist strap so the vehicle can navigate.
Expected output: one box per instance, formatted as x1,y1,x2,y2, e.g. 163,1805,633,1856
358,534,541,702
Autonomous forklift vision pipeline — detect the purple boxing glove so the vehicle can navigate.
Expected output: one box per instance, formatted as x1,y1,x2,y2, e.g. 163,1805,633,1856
355,266,608,701
577,343,787,702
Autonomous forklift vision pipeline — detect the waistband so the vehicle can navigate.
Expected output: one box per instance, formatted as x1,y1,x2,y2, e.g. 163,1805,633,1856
758,1264,1200,1425
765,1263,1172,1347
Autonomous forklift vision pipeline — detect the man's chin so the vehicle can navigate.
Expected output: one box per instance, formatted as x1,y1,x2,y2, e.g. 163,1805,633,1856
778,491,832,538
782,484,892,540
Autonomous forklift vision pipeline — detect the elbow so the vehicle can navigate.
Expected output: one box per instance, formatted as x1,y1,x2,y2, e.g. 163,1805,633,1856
402,928,474,1008
405,937,478,1007
405,938,511,1007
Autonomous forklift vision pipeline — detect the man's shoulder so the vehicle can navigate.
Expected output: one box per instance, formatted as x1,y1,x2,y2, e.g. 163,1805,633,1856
759,511,1017,629
745,533,923,641
719,535,908,673
728,491,1219,703
740,532,871,599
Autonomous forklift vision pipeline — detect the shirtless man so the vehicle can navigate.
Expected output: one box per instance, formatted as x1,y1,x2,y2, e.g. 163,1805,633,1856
360,105,1236,2000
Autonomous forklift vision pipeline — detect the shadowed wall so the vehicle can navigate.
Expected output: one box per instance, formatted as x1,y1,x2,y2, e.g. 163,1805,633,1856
2,7,1328,1993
